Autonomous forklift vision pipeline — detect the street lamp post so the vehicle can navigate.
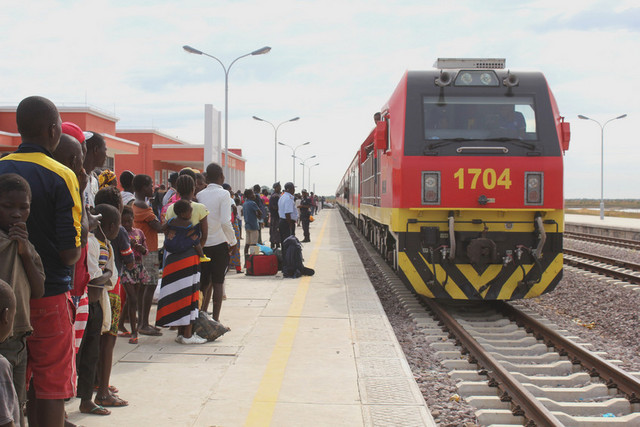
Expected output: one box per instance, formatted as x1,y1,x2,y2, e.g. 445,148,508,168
308,162,320,193
299,155,317,189
278,141,310,184
183,44,271,179
252,116,300,182
578,113,627,220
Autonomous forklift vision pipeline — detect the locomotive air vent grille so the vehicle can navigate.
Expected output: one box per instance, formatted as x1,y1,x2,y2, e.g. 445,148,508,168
475,61,504,69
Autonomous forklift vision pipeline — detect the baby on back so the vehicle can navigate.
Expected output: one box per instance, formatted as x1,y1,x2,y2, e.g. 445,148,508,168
164,199,210,262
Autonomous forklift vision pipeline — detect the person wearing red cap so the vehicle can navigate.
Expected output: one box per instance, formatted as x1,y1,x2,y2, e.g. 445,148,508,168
53,133,111,416
61,122,85,145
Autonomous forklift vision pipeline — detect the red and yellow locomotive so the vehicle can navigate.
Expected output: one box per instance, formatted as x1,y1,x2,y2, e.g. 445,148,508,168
338,58,571,300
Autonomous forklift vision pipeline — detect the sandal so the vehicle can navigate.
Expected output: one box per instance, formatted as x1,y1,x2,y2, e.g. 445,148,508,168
93,385,119,394
80,404,111,416
128,336,138,344
117,331,131,338
95,395,128,407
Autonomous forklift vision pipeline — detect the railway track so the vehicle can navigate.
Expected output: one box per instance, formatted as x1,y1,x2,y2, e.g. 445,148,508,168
423,299,640,426
565,231,640,251
347,216,640,425
563,249,640,285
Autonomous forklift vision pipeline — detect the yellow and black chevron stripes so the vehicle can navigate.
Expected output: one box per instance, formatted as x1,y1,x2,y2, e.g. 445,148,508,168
398,250,563,300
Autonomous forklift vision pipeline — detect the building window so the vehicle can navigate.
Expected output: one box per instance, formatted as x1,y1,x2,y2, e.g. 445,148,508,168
105,156,114,170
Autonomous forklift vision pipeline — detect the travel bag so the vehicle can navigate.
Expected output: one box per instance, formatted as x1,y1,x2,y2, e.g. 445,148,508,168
282,235,315,278
245,254,278,276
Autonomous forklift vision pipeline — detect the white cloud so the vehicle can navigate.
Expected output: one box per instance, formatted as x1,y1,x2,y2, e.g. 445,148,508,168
1,0,638,197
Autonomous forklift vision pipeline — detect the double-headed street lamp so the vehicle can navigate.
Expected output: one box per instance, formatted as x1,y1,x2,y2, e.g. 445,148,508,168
278,141,310,184
252,116,300,182
299,155,317,189
308,162,320,193
183,44,271,179
577,113,627,220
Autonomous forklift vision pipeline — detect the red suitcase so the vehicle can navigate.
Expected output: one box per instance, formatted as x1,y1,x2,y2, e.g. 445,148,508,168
245,254,278,276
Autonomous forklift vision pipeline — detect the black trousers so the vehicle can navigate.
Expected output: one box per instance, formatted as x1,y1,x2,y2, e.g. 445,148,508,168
278,218,294,244
201,243,230,321
301,218,310,241
76,300,103,400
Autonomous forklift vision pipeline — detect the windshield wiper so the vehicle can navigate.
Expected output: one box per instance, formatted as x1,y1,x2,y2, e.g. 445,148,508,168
427,138,475,149
480,137,536,150
428,137,537,151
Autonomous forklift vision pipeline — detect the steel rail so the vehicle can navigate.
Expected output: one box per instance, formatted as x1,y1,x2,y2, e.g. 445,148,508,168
564,249,640,271
422,298,564,427
563,250,640,284
565,231,640,250
496,301,640,404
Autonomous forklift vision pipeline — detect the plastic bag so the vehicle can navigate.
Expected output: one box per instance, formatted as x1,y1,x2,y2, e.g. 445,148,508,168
193,311,230,341
257,243,274,255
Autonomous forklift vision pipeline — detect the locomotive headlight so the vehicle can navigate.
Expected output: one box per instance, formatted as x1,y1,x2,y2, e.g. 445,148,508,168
525,172,543,205
460,72,473,85
422,171,441,205
480,73,494,85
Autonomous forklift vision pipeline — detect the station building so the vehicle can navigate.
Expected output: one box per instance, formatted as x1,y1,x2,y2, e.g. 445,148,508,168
0,105,246,191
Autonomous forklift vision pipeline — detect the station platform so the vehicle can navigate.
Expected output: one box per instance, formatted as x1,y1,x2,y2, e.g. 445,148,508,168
565,213,640,239
65,209,435,426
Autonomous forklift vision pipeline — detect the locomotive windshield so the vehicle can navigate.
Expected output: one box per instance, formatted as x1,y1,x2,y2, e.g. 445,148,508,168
423,96,537,142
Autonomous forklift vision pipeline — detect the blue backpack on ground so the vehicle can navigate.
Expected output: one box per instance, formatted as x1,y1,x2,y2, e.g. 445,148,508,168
282,235,315,278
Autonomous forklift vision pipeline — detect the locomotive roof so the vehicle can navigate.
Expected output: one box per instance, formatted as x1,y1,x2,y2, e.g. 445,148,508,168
406,68,546,82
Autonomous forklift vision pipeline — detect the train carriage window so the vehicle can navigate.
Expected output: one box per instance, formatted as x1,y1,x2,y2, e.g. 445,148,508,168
423,96,537,142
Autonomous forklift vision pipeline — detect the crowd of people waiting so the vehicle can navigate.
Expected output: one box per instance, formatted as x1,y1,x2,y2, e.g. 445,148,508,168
0,95,325,426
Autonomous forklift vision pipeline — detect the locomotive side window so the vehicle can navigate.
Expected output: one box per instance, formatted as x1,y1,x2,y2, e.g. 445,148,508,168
423,96,537,142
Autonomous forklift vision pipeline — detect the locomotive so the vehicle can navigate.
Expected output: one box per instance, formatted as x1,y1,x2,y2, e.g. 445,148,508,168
337,58,571,300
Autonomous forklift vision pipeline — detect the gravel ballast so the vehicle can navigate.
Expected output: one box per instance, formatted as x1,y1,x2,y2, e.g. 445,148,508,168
346,220,640,425
515,239,640,373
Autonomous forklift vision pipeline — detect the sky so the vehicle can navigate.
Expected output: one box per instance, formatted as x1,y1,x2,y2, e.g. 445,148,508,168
1,0,638,198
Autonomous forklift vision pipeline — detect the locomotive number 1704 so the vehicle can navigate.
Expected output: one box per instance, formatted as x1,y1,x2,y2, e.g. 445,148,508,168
453,168,512,190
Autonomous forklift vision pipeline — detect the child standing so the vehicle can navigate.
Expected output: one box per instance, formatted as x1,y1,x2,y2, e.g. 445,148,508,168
0,280,21,426
0,174,45,426
120,206,151,345
93,187,135,341
77,204,124,415
132,174,163,337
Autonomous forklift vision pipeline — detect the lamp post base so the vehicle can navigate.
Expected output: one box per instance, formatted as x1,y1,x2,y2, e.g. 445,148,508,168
599,201,605,220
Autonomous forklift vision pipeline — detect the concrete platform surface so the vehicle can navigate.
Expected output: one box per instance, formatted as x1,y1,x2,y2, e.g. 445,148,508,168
565,213,640,231
65,209,435,427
